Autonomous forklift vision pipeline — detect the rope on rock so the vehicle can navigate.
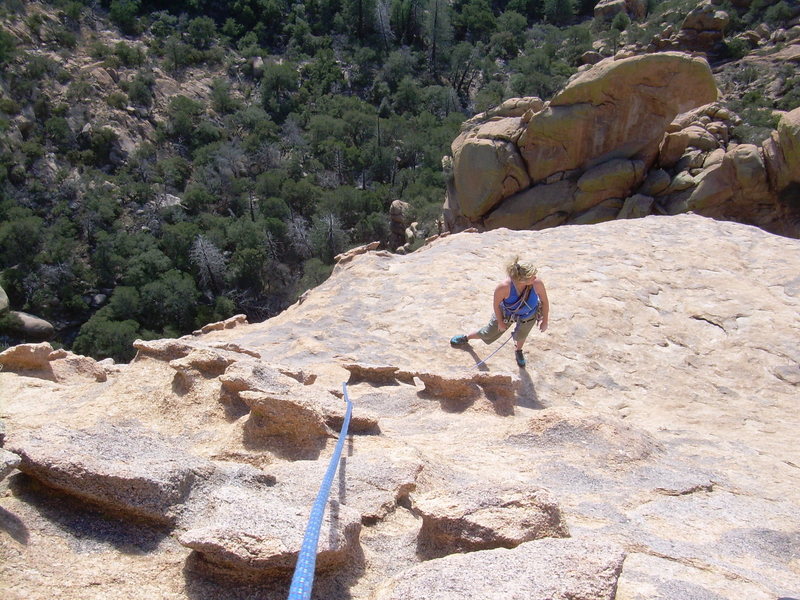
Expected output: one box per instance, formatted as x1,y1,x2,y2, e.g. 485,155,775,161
471,330,515,369
287,382,353,600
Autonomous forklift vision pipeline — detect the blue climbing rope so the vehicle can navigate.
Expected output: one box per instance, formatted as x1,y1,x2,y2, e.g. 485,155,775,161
472,330,515,369
287,382,353,600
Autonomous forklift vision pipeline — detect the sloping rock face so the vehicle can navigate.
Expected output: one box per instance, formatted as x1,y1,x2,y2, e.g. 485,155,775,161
444,52,800,238
1,215,799,600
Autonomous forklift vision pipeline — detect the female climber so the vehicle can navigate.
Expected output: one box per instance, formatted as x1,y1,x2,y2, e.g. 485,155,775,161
450,256,549,368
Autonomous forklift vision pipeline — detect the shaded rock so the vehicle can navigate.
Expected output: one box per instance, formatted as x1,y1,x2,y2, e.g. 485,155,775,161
413,474,568,558
401,369,519,414
484,180,578,231
6,311,55,342
1,448,21,481
618,194,655,219
321,397,381,436
239,389,333,458
569,198,625,225
659,130,690,168
343,362,407,385
638,168,672,196
668,171,696,193
0,284,8,314
581,50,603,65
688,160,734,211
372,537,626,600
777,106,800,187
6,422,214,524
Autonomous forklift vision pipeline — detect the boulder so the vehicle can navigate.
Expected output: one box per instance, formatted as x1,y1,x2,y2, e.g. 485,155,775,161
484,180,578,231
450,133,530,219
5,311,55,342
192,313,248,336
239,387,334,459
373,538,626,600
681,2,729,33
569,198,625,225
519,53,718,184
179,478,362,580
638,168,671,196
777,106,800,187
576,158,644,197
594,0,646,21
683,124,720,151
0,284,8,314
618,193,655,219
413,474,568,558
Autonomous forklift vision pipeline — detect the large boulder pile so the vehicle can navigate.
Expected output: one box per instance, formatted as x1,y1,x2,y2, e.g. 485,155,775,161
443,52,800,238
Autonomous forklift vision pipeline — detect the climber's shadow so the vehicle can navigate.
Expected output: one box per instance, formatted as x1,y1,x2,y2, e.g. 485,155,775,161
0,502,29,544
515,367,542,410
462,346,490,372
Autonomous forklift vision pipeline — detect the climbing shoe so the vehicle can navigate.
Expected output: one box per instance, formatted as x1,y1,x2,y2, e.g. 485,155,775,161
515,349,526,368
450,334,469,347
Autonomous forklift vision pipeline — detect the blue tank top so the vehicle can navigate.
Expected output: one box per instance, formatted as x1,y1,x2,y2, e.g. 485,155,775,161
502,281,539,321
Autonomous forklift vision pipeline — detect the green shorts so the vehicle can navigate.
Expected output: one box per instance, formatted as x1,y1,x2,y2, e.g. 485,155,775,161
477,309,541,346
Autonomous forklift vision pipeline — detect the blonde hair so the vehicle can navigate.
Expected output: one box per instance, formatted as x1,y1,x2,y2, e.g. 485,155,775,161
506,256,537,281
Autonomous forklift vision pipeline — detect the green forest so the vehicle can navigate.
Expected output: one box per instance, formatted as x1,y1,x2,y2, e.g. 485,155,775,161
0,0,796,361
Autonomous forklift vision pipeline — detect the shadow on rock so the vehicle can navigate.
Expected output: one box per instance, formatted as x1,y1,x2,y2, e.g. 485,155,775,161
7,473,170,554
218,389,250,421
515,369,542,410
242,414,330,461
0,503,29,544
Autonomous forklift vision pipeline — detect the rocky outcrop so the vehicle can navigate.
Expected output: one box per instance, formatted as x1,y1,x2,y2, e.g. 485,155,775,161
0,342,107,382
594,0,647,21
2,216,799,599
413,471,568,558
7,422,215,524
444,52,800,238
0,286,56,342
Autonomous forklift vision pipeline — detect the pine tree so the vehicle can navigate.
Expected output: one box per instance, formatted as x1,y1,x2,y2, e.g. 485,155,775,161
190,235,227,295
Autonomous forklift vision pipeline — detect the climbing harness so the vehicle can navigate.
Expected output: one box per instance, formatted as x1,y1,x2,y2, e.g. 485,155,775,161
502,283,540,323
287,382,353,600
